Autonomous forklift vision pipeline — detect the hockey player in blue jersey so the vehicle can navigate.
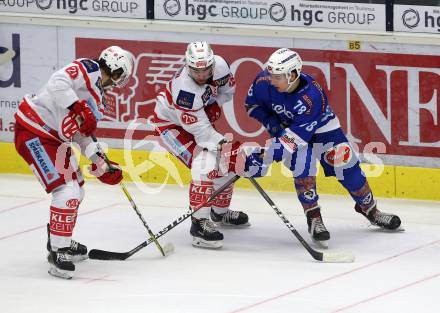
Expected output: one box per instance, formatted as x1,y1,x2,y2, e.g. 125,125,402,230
244,48,401,247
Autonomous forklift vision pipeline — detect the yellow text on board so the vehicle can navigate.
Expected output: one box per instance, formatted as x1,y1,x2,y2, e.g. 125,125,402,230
348,41,361,50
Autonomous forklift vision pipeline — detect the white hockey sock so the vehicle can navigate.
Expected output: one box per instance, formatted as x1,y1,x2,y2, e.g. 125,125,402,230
49,182,83,250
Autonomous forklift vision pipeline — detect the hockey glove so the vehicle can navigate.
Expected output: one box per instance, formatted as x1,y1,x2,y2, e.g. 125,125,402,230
278,128,307,154
69,100,97,136
236,148,269,178
204,101,221,123
265,116,284,137
88,158,123,185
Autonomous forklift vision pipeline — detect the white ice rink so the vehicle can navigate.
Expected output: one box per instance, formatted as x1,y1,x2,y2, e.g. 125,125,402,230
0,174,439,313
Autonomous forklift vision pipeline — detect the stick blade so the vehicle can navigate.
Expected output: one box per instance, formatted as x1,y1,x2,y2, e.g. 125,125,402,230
322,252,355,263
162,243,175,256
88,249,129,261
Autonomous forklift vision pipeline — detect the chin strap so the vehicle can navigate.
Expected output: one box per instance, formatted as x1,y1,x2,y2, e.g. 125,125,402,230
285,70,301,92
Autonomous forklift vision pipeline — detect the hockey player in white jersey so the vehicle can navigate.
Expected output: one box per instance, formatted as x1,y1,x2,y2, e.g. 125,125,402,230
14,46,134,278
152,41,250,249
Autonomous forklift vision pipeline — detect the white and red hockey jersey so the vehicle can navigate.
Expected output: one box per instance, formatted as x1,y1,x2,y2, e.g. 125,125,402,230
154,55,235,151
15,58,104,148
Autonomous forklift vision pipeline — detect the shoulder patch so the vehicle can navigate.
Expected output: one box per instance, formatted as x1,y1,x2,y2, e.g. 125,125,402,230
201,85,217,103
213,74,231,87
302,94,313,114
312,80,323,92
176,90,195,109
80,59,99,73
65,66,79,79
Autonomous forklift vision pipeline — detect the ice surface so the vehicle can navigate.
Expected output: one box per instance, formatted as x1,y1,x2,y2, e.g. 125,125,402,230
0,174,439,313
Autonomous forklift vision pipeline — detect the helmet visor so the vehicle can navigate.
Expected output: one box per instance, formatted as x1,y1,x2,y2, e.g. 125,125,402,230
188,65,213,84
111,68,130,88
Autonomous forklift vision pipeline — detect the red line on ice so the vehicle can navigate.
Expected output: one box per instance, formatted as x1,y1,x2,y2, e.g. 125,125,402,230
227,239,440,313
0,198,46,214
330,272,440,312
0,203,120,241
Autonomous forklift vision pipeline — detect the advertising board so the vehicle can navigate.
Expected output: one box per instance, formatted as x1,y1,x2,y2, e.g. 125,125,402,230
395,5,440,34
75,38,440,165
156,0,386,31
0,25,58,143
1,24,439,167
0,0,146,18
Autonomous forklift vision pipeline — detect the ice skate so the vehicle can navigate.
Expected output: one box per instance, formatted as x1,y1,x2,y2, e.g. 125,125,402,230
47,226,88,263
355,203,402,231
68,240,88,262
306,207,330,249
211,209,250,228
190,218,224,249
47,247,75,279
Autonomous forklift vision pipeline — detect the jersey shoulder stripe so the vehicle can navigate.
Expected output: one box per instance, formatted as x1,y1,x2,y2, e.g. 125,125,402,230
73,60,101,105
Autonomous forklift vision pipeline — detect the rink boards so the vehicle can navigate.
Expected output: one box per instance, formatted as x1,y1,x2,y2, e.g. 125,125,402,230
1,142,439,201
0,16,439,201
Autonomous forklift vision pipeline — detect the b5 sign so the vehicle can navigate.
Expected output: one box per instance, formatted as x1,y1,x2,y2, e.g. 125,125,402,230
76,38,440,164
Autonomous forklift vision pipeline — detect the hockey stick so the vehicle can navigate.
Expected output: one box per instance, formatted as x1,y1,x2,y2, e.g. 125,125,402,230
88,174,241,260
90,135,174,257
248,177,355,263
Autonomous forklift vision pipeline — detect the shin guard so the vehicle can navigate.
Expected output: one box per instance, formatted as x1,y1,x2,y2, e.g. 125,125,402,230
294,176,319,211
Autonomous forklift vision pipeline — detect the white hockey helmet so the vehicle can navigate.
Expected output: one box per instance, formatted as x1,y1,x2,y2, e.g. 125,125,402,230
185,41,215,70
267,48,302,90
99,46,134,88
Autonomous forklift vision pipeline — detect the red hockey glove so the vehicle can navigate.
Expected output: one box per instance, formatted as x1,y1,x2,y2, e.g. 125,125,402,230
69,100,97,136
204,102,221,123
89,159,123,185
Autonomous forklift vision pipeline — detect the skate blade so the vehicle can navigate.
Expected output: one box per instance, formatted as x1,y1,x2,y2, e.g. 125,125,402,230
48,266,73,279
380,226,405,232
312,238,329,249
70,254,88,263
213,221,251,228
369,225,406,232
192,237,223,249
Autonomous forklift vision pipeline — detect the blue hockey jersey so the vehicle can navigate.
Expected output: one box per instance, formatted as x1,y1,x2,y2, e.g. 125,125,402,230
245,70,338,144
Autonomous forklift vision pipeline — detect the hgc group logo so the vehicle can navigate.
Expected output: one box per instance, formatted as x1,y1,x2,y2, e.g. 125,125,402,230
269,2,287,22
164,0,181,16
402,9,420,29
0,0,142,15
